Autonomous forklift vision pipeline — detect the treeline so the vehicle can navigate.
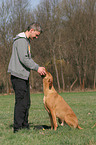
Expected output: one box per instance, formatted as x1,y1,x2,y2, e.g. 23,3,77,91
0,0,96,93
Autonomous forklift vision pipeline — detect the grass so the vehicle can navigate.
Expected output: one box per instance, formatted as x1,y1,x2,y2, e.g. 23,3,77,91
0,91,96,145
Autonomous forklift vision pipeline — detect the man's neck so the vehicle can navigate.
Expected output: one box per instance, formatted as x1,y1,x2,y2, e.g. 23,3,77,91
25,31,29,39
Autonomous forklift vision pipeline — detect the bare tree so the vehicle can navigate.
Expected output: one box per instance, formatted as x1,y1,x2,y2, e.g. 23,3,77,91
60,0,96,90
0,0,96,93
0,0,32,93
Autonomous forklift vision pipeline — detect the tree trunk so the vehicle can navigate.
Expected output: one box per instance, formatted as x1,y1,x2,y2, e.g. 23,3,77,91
58,33,65,91
53,49,61,92
79,72,82,90
94,68,96,89
60,59,65,91
70,77,77,91
82,72,86,90
30,71,34,90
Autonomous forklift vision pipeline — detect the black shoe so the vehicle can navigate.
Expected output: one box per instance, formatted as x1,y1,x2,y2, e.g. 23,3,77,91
22,125,30,130
13,127,22,133
14,129,18,133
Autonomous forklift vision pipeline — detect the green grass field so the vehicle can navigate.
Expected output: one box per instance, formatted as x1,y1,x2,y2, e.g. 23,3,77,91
0,91,96,145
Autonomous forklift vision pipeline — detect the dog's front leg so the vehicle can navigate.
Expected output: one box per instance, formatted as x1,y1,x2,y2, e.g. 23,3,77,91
43,96,50,113
50,109,58,131
48,112,54,130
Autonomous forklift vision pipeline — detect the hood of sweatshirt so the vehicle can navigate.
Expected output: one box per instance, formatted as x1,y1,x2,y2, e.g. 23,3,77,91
13,32,27,41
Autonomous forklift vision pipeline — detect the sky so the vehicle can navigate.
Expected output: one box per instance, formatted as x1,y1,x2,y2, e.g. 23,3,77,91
0,0,41,9
30,0,41,9
0,0,86,9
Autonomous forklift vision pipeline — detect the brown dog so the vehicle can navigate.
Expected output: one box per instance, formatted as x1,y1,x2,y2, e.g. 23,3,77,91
42,70,83,130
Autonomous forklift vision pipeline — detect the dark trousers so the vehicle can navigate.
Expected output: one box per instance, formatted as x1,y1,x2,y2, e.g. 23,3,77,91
11,75,30,130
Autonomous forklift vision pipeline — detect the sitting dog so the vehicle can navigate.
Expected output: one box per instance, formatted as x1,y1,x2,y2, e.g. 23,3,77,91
42,70,83,130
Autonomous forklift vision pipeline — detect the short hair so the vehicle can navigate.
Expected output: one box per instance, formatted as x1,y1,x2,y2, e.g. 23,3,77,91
26,22,42,33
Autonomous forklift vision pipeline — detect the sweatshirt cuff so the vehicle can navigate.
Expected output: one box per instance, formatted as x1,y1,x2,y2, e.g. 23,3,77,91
35,64,39,71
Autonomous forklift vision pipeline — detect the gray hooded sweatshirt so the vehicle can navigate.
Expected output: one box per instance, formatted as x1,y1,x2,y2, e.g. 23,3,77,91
8,32,39,80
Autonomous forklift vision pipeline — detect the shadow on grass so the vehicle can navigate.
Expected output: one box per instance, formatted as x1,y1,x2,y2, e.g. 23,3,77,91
9,124,13,128
29,123,51,130
33,125,51,130
9,123,51,130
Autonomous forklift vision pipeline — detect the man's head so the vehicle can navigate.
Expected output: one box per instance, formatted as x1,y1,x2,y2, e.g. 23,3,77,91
25,22,42,40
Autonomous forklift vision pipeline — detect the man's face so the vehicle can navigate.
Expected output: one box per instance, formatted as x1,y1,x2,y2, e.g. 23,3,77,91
30,29,40,40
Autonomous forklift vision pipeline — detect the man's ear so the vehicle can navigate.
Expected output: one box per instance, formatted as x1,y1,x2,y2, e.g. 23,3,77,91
30,29,34,33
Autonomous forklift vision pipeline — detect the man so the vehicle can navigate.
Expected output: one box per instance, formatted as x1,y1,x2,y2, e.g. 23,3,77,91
8,22,46,133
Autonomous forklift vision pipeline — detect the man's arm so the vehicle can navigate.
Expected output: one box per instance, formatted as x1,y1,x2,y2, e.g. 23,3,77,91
17,38,39,71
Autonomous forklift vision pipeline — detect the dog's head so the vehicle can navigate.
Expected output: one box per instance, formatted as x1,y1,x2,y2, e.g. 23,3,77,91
42,69,53,88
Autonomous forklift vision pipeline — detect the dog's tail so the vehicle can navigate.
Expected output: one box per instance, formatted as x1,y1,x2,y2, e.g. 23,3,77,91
91,123,96,128
77,125,83,129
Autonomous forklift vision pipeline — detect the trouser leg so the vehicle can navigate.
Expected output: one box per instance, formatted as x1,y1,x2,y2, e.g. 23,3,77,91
11,75,30,131
22,79,30,128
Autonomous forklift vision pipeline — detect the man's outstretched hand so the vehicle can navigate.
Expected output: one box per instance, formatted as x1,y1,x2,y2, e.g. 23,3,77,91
37,67,46,76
